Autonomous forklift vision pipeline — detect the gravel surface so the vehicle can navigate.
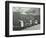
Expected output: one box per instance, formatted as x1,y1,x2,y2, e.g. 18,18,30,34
22,24,40,30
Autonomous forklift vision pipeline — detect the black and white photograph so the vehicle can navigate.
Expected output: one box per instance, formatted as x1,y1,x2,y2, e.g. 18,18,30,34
5,1,45,37
13,7,40,31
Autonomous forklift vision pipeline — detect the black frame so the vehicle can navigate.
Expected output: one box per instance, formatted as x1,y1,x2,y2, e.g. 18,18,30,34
5,1,45,37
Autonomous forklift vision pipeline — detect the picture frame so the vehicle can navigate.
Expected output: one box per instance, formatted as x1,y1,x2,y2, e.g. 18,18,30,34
5,1,45,37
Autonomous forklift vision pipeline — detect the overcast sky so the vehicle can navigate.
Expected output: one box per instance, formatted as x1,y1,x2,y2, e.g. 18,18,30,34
13,7,40,15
